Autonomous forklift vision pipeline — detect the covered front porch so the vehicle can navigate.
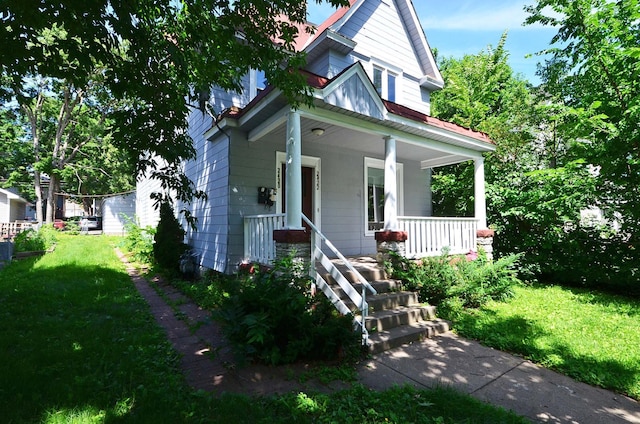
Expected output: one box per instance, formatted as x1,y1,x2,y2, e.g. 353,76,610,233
205,65,495,269
240,102,493,265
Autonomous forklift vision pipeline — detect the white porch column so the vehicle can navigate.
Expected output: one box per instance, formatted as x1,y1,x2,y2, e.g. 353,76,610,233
474,156,487,229
384,136,398,231
285,110,303,229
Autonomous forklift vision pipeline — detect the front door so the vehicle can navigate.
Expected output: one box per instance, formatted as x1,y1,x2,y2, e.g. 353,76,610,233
281,165,314,229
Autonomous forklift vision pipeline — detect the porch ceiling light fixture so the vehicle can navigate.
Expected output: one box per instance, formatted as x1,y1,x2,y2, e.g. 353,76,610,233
311,127,325,136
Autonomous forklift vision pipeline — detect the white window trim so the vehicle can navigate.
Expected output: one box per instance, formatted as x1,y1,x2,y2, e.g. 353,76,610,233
369,58,402,103
364,157,403,237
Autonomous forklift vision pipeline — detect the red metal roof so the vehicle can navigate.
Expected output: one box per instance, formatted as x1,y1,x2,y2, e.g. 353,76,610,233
302,0,358,50
217,68,492,146
302,68,493,145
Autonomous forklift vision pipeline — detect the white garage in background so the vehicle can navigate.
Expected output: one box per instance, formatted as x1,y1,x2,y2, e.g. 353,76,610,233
102,192,136,235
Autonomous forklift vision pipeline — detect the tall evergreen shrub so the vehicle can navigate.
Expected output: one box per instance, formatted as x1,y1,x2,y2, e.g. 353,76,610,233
153,201,186,272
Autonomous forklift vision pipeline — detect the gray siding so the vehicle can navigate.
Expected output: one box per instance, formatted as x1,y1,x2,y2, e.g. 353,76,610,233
343,0,422,77
197,130,432,268
327,51,355,79
302,142,430,257
9,201,26,222
330,0,432,115
182,111,230,273
324,73,384,119
227,131,283,270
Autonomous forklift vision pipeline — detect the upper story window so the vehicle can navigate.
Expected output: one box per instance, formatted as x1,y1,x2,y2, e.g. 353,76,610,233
250,69,268,99
371,61,400,103
256,70,267,93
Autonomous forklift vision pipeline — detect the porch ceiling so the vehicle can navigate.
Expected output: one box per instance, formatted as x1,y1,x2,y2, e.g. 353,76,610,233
249,113,475,168
225,83,491,168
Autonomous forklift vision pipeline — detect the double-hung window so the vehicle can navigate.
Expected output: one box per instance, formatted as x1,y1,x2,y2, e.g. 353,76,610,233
371,62,400,102
365,157,403,235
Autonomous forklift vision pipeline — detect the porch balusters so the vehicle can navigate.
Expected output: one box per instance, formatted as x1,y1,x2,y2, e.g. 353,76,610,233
398,217,477,258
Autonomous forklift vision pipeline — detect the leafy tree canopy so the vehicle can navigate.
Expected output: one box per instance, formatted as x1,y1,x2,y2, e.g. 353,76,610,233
525,0,640,234
430,33,536,217
1,0,349,208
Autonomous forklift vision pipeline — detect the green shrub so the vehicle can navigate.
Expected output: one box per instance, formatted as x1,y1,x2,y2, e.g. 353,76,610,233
64,220,80,235
532,228,639,296
13,225,57,253
121,216,156,265
153,201,187,272
123,218,156,264
171,269,235,310
387,250,521,315
215,256,360,365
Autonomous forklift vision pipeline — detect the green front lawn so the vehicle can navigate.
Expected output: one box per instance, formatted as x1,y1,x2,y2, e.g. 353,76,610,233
452,284,640,400
0,234,526,423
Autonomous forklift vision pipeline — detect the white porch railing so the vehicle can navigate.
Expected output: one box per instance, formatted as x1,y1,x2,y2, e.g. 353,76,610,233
1,222,36,240
244,214,285,264
244,215,479,263
243,213,377,345
399,216,477,258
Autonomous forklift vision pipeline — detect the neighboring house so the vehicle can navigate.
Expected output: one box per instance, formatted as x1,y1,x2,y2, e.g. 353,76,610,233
0,187,33,240
102,193,136,235
138,0,496,274
0,188,30,223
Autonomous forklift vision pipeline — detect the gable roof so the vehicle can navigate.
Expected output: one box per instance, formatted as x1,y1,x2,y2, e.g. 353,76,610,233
302,0,443,86
0,188,29,204
308,63,491,145
214,64,491,147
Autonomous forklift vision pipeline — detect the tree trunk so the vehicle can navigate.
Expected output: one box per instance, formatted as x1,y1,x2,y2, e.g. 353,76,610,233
45,174,59,224
23,93,45,223
33,169,43,223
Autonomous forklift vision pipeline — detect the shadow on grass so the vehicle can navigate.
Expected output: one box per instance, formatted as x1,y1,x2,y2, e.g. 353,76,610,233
0,258,198,423
0,250,532,424
561,285,640,317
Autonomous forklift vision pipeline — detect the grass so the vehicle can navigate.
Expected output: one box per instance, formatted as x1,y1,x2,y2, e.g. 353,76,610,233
452,283,640,400
0,234,527,423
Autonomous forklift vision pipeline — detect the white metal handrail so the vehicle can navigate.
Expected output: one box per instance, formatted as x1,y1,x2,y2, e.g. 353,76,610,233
302,214,377,346
399,216,477,258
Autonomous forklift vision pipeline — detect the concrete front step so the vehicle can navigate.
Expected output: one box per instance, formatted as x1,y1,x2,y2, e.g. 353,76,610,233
367,319,451,354
363,305,438,332
368,291,419,312
334,288,419,313
317,256,450,355
327,279,403,301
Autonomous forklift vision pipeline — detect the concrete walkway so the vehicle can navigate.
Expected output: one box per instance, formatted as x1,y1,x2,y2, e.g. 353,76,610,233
358,333,640,423
118,252,640,423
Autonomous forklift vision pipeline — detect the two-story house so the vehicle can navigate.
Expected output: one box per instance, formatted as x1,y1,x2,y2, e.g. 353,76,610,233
138,0,495,275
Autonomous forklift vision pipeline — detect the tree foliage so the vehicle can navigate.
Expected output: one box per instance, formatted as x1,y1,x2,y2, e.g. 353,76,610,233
430,33,535,217
0,108,32,196
153,201,187,272
1,0,350,216
525,0,640,237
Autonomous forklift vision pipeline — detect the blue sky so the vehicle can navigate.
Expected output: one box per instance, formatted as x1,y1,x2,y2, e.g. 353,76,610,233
307,1,559,85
